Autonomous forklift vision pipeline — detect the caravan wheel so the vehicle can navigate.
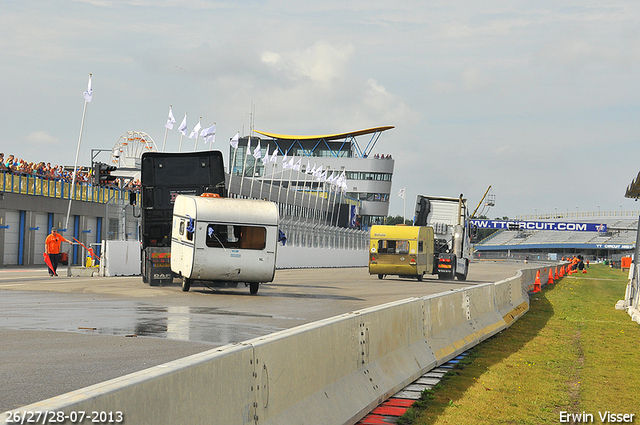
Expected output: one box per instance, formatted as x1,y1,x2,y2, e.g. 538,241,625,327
249,282,259,295
182,277,192,292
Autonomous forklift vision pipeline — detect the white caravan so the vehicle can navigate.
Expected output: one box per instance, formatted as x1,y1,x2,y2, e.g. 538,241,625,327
171,194,279,294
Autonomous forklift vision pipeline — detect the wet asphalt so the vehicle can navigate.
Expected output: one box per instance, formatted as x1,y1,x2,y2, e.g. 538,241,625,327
0,261,526,412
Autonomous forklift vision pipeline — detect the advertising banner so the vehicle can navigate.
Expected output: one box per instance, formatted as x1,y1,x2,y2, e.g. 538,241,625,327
469,219,607,232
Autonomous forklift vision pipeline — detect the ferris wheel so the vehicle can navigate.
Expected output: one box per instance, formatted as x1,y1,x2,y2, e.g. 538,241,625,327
109,131,158,168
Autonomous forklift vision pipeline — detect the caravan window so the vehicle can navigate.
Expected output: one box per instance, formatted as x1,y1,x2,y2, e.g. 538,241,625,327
206,224,267,250
377,240,410,255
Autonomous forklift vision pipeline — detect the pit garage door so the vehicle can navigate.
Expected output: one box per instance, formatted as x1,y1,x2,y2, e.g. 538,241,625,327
33,213,48,265
3,210,20,265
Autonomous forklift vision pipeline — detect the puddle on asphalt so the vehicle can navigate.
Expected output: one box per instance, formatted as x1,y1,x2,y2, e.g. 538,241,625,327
0,292,286,345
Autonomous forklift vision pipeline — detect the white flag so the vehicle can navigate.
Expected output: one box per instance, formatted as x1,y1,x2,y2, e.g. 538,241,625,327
270,148,278,163
165,107,176,130
253,140,262,159
201,124,216,143
262,146,271,165
339,171,348,193
327,171,336,185
246,137,251,156
178,113,187,136
230,132,239,148
293,159,301,171
83,75,92,102
398,188,405,199
188,121,201,139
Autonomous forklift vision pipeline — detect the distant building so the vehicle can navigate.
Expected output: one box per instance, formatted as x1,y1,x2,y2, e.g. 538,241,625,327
228,127,395,228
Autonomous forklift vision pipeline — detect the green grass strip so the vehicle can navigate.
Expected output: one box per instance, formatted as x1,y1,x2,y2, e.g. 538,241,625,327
398,264,640,425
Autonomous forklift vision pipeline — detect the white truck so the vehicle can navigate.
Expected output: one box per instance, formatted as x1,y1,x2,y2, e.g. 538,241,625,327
413,194,474,281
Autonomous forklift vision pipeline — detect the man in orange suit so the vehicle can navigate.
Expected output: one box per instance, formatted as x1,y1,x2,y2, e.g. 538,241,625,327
45,227,71,276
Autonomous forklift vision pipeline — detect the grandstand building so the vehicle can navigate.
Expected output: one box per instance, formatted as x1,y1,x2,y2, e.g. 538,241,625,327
474,213,638,261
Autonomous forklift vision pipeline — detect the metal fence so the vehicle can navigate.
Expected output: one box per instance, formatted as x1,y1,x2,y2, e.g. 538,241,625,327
1,171,123,203
105,196,140,241
279,219,368,250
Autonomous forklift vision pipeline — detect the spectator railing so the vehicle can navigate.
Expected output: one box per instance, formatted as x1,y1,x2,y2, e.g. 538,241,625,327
1,170,124,203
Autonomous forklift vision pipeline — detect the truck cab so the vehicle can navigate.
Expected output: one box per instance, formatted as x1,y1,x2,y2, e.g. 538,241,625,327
140,151,226,286
414,194,473,281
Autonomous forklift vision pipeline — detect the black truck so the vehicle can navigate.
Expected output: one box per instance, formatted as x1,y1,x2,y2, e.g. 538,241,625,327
140,151,226,286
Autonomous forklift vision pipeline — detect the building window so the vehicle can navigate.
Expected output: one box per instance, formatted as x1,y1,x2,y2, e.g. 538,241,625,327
345,171,392,181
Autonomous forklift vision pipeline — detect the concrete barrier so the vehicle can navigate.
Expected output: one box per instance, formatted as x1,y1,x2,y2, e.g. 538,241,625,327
3,263,550,425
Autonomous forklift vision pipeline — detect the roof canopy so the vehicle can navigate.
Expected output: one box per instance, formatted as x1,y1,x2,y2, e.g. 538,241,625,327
253,126,394,158
254,126,394,141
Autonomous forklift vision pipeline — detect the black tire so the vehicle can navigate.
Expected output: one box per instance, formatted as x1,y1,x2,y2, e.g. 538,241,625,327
182,277,192,292
249,282,259,294
378,274,384,280
417,274,423,282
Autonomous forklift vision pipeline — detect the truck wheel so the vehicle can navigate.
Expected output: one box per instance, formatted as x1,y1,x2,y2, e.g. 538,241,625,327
378,274,384,280
417,274,423,282
182,277,192,292
249,282,259,294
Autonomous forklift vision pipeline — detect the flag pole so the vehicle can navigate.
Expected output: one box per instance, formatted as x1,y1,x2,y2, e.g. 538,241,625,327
228,132,239,198
283,157,294,217
239,135,250,198
65,73,91,232
162,127,169,152
209,122,216,151
403,188,406,223
305,161,317,221
275,150,286,215
193,117,201,152
178,112,187,152
161,105,172,152
298,160,310,222
259,144,269,199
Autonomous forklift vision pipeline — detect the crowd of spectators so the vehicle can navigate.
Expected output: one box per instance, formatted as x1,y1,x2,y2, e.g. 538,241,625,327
1,152,92,183
1,152,140,189
373,154,393,159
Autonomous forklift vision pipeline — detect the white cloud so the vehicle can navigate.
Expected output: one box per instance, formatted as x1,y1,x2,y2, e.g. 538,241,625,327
261,41,355,86
25,131,59,146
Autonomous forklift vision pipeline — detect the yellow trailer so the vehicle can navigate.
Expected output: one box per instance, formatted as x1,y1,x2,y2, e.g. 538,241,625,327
368,225,435,281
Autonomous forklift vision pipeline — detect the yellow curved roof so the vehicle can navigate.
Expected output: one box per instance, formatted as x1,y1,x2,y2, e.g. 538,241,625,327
254,126,394,141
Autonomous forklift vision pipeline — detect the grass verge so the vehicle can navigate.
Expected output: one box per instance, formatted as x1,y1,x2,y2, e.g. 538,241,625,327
398,264,640,425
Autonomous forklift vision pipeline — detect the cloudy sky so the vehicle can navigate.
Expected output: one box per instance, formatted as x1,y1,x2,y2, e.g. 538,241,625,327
2,0,640,219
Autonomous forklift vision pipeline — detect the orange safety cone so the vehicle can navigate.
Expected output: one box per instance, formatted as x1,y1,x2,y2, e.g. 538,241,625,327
532,270,541,293
559,266,564,278
548,268,554,284
554,267,559,281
